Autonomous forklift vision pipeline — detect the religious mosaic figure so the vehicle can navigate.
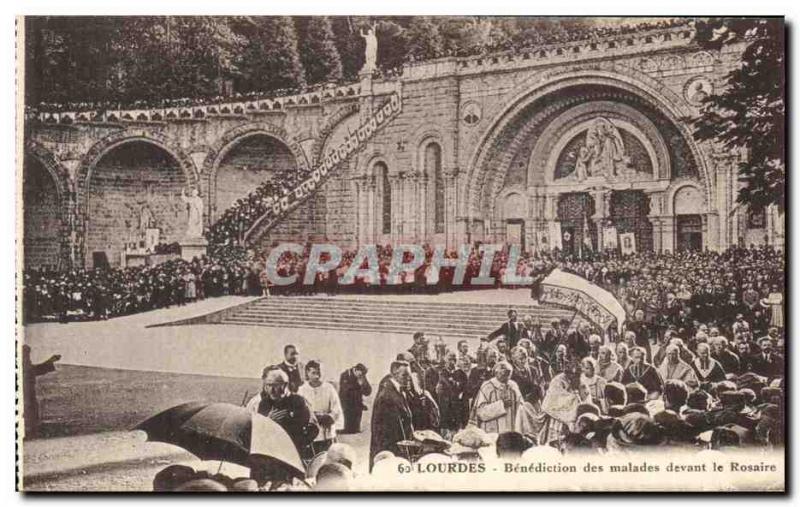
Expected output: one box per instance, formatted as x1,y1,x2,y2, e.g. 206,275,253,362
585,117,630,178
180,187,204,238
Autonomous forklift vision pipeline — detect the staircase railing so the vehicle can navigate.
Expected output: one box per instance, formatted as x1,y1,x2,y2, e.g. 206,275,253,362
241,91,403,245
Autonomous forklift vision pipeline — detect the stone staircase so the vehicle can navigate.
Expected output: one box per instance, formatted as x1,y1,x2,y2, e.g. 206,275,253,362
172,296,581,340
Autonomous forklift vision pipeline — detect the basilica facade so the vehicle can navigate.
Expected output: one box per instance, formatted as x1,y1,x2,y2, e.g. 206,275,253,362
23,24,784,271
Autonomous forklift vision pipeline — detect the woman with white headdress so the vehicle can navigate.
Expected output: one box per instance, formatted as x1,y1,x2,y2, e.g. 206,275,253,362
657,344,698,387
597,344,623,382
579,357,607,410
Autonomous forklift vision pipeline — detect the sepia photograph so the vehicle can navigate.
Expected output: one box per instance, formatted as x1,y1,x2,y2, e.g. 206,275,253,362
15,14,785,492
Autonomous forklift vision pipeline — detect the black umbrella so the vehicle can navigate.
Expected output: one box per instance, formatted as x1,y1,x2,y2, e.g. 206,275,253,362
135,402,304,478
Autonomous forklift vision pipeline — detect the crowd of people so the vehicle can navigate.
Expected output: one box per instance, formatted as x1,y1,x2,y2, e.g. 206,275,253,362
22,241,785,334
369,312,783,461
151,299,784,491
206,175,314,247
407,18,690,62
259,243,784,343
22,256,263,322
29,81,345,117
260,243,544,296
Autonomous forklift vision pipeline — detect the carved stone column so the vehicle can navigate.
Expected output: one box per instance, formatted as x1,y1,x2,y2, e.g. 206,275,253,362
419,174,428,241
646,190,667,253
366,175,377,243
590,188,610,251
408,172,420,242
444,169,459,247
390,174,404,243
352,176,366,246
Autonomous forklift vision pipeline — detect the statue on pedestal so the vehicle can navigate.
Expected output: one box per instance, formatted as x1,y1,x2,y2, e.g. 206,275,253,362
181,187,204,239
360,25,378,74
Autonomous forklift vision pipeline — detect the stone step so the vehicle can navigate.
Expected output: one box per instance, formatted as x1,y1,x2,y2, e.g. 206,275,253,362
225,313,512,332
220,317,489,339
242,302,566,318
232,306,567,320
211,295,580,339
247,296,541,311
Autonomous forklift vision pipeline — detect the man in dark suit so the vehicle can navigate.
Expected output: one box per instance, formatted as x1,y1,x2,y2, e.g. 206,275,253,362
750,336,784,380
540,318,562,358
624,310,653,363
369,361,414,470
486,309,525,348
275,344,304,393
339,363,372,434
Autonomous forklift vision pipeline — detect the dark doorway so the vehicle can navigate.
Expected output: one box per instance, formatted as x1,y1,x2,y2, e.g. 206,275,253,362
676,214,703,251
561,225,576,256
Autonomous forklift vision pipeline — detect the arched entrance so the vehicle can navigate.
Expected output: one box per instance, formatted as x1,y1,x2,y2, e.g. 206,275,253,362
212,133,298,221
556,192,594,256
501,192,527,250
673,185,704,251
23,155,65,271
466,74,710,252
86,141,190,268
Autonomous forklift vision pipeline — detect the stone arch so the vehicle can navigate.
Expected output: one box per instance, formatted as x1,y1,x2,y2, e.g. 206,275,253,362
310,103,359,166
466,66,713,219
25,141,72,200
79,130,198,213
496,186,528,221
667,180,707,215
203,129,301,220
23,142,73,270
532,101,671,185
204,122,308,177
81,135,197,268
410,125,455,177
360,152,392,178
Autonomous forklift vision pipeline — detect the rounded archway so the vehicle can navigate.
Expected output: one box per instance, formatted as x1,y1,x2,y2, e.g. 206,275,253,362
212,134,298,221
85,141,190,268
23,155,66,271
466,74,709,221
465,74,709,253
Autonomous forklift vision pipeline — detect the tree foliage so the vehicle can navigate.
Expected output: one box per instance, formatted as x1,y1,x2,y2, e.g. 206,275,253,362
691,18,785,212
236,16,306,94
295,16,343,85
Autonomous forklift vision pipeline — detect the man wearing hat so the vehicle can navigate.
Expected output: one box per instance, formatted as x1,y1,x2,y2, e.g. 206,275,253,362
606,413,664,452
339,363,372,434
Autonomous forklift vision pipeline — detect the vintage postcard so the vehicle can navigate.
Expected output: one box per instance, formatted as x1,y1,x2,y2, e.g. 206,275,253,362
16,15,785,492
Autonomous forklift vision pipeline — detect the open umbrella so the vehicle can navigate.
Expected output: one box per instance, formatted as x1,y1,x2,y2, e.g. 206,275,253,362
135,402,304,478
